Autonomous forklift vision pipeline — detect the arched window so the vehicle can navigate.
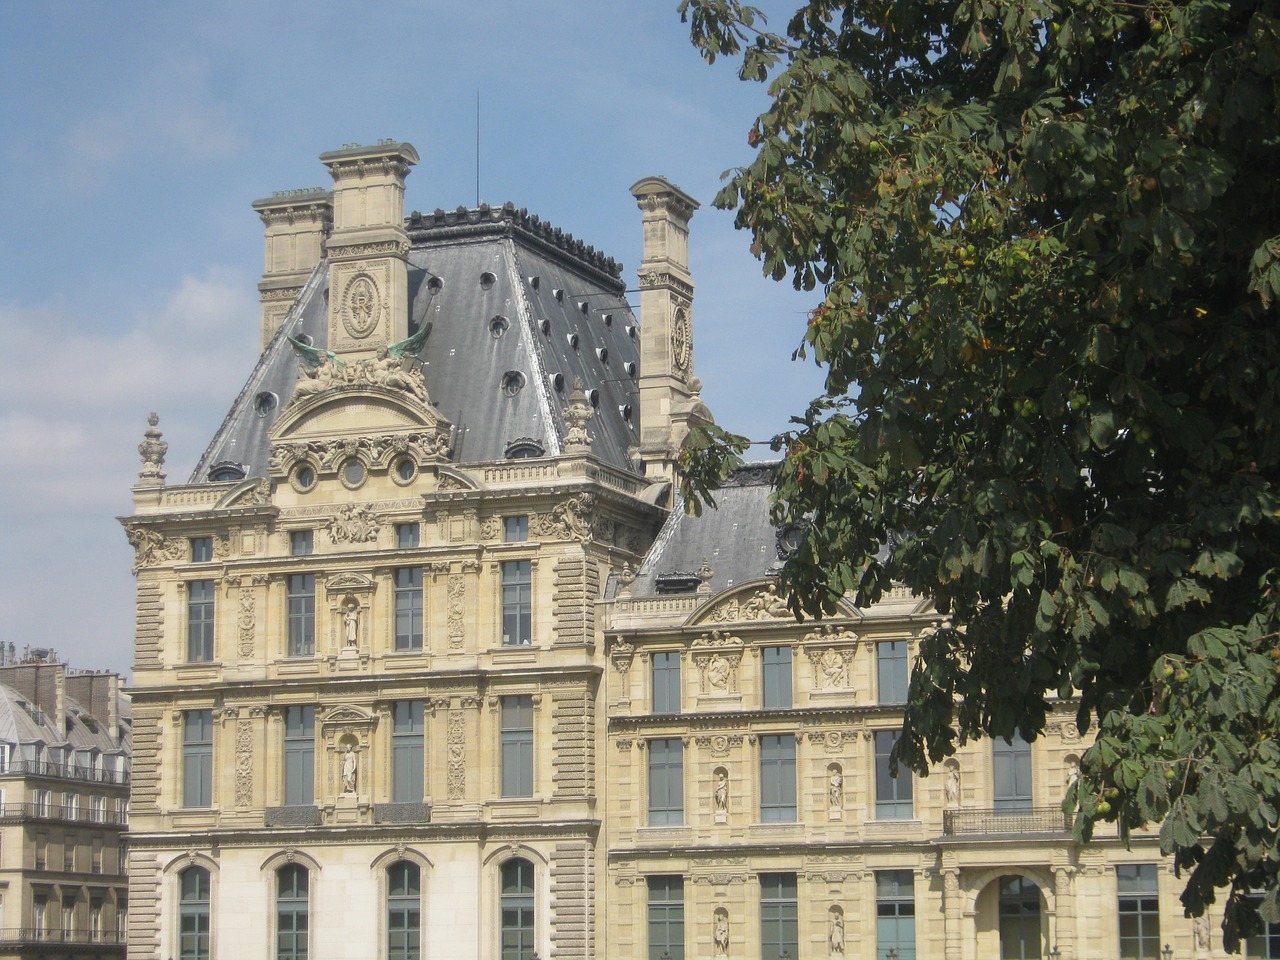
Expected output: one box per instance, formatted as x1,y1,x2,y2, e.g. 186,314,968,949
501,858,535,960
387,861,421,960
178,866,210,960
276,864,308,960
998,876,1042,960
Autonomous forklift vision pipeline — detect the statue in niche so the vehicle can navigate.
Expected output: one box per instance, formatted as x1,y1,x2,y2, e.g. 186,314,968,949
343,599,360,647
713,771,729,815
714,911,729,958
1194,913,1210,951
706,654,732,691
945,763,961,809
341,743,359,794
1066,756,1081,791
829,769,844,811
829,913,845,956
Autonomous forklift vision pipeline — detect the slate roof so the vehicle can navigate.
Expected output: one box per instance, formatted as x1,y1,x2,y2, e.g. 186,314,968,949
0,683,129,757
192,203,643,481
626,462,786,597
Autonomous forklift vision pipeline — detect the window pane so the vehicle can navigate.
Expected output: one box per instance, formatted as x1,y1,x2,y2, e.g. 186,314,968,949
501,696,534,798
1117,866,1159,959
287,575,315,656
501,859,535,960
648,739,684,825
182,712,212,808
993,734,1033,811
648,876,684,960
396,523,420,549
760,873,798,960
187,580,215,662
179,867,210,960
394,567,424,651
283,706,315,806
759,735,797,822
388,862,421,960
652,652,681,714
876,870,916,960
502,561,532,645
762,647,792,710
875,730,912,819
392,701,425,802
877,641,909,704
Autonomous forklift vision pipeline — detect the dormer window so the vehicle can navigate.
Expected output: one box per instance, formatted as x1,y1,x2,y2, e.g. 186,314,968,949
208,461,246,483
655,573,701,595
505,439,544,460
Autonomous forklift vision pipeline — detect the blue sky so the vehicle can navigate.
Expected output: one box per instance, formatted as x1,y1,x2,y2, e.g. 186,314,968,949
0,1,825,675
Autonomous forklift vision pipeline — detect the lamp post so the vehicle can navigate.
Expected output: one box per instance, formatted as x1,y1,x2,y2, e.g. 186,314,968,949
886,950,899,960
1162,945,1174,960
1048,947,1061,960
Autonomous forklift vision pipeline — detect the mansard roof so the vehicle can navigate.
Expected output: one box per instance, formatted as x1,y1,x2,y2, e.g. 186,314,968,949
626,462,787,597
192,203,641,481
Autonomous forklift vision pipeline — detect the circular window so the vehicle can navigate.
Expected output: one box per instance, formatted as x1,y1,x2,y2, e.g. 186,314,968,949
293,465,316,492
479,271,496,290
254,391,278,418
392,458,417,485
426,276,444,294
341,460,367,489
501,371,526,397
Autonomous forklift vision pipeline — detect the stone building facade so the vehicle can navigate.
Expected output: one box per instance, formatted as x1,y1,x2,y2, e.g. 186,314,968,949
121,141,1267,960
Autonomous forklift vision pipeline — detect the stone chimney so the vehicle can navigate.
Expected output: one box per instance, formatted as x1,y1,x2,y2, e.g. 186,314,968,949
251,188,332,352
630,177,709,484
319,140,419,360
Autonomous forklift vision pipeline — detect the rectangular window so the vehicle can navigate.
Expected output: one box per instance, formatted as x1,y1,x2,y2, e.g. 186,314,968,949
33,788,51,817
502,560,532,645
759,734,797,822
290,530,313,556
91,838,102,874
283,706,315,806
647,738,684,825
287,574,315,657
762,646,793,709
64,835,75,872
877,640,909,705
1245,899,1280,959
394,567,424,651
876,870,917,960
190,537,213,563
187,579,215,662
91,795,106,823
1118,865,1161,960
875,730,913,819
90,899,103,941
505,516,529,542
33,897,46,935
647,876,684,960
651,651,681,714
396,522,420,549
183,710,213,807
760,873,799,960
993,734,1033,812
500,695,534,798
34,833,47,870
62,895,74,934
392,701,425,803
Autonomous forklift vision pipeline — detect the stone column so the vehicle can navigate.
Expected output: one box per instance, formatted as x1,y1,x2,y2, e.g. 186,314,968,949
942,868,963,960
1054,867,1076,960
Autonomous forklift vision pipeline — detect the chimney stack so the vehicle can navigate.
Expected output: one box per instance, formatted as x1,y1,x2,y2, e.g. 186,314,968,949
630,177,708,484
319,141,419,360
251,189,332,351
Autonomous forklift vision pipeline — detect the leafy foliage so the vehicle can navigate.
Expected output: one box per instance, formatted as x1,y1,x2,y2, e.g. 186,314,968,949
679,0,1280,946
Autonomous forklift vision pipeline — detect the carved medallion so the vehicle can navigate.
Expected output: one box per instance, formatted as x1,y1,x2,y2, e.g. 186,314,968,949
343,273,381,340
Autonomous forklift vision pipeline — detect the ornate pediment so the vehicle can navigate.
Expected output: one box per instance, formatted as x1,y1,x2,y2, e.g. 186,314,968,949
320,704,375,726
216,478,272,509
325,572,375,593
689,579,862,628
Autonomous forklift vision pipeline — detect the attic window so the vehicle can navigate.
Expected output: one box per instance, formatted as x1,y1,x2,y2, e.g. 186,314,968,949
655,573,702,595
550,373,565,393
566,333,579,350
528,275,540,289
254,392,277,418
480,272,496,290
505,439,545,459
208,462,246,483
489,315,510,339
501,371,526,397
602,313,614,326
596,347,608,364
427,276,444,294
624,361,637,377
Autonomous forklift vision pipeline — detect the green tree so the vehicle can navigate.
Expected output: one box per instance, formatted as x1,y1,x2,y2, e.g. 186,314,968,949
679,0,1280,946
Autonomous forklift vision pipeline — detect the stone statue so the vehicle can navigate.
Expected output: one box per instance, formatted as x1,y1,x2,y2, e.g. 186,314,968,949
341,744,358,793
714,771,729,814
829,913,844,956
706,654,732,691
1066,757,1081,791
829,770,844,811
945,764,961,808
714,912,729,958
1194,912,1211,951
820,647,847,688
343,600,360,647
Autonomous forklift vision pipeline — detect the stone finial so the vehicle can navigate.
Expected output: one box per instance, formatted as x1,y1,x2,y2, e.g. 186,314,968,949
563,378,594,451
137,413,167,485
697,557,714,593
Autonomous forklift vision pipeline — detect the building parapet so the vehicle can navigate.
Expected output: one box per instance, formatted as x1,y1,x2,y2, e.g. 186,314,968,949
942,805,1072,837
0,802,127,828
0,759,129,786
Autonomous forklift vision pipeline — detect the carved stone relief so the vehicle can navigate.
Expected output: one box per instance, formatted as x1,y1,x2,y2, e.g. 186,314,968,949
691,631,743,695
326,504,382,544
446,709,466,799
237,585,256,658
235,718,254,807
447,575,465,650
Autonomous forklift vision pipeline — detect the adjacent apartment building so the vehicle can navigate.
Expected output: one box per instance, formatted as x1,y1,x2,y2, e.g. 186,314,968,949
0,654,130,960
120,140,1260,960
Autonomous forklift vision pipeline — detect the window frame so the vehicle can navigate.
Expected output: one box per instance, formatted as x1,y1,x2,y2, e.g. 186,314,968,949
276,863,309,960
761,646,793,710
287,574,316,657
874,729,913,820
501,560,532,645
187,579,215,662
876,869,917,960
647,738,684,826
759,734,797,822
993,734,1033,812
178,865,211,960
500,858,536,960
876,639,910,705
500,695,534,799
647,875,684,960
282,706,315,807
1117,864,1161,960
182,710,213,808
395,522,420,549
392,701,425,803
760,873,799,960
651,651,681,715
394,566,424,651
190,537,213,564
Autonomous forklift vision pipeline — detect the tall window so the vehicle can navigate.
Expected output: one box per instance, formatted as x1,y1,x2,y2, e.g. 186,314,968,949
759,734,797,822
33,897,46,936
388,861,421,960
999,876,1043,960
287,574,315,657
877,640,909,704
190,537,213,563
392,701,425,803
178,866,211,960
647,876,684,960
1117,865,1160,960
652,652,681,714
396,523,420,549
875,730,913,819
187,580,215,662
993,734,1033,811
1245,899,1280,958
394,567,424,651
502,560,532,645
760,873,798,960
276,864,308,960
876,870,916,960
501,858,535,960
501,696,534,798
183,711,213,808
90,899,103,941
762,647,793,709
648,738,684,825
283,706,315,806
